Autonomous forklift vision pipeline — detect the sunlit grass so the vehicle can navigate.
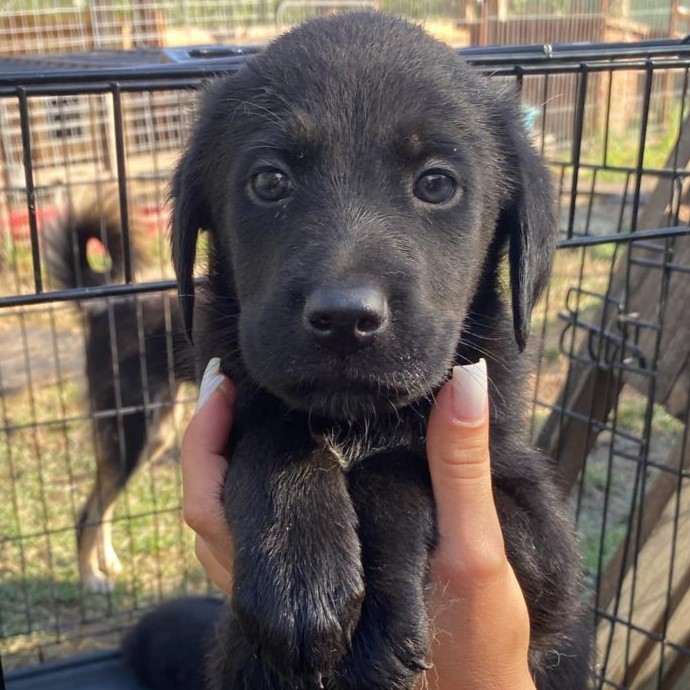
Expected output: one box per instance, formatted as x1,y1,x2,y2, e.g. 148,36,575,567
0,355,205,667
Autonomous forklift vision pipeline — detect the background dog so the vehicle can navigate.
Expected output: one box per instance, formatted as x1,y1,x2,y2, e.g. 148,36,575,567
46,193,195,592
124,12,590,689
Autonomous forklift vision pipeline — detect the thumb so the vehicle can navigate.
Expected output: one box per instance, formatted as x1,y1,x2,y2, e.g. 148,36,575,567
426,359,506,571
181,358,236,544
183,357,236,457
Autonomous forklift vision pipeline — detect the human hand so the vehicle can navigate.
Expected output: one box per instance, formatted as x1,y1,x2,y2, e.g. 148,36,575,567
181,358,236,591
181,358,535,689
423,360,535,690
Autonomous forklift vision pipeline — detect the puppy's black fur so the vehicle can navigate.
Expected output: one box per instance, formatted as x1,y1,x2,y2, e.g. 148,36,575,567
46,197,195,591
122,596,224,689
124,13,590,689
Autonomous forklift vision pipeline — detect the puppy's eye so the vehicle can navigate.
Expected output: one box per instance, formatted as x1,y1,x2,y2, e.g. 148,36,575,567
413,170,457,205
251,169,294,202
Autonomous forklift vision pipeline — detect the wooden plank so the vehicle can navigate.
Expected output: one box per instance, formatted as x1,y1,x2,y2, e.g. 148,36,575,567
538,366,623,493
597,438,690,611
595,468,690,688
634,569,690,690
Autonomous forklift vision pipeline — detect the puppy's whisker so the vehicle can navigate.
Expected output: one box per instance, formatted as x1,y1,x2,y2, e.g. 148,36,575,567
218,97,283,126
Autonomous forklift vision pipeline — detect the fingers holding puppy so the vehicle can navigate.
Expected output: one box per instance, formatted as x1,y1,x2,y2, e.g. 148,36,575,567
426,360,505,579
182,358,236,590
182,358,535,688
424,360,534,690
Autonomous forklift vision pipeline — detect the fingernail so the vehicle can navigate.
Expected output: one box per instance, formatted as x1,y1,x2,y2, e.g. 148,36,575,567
195,357,225,414
450,359,488,425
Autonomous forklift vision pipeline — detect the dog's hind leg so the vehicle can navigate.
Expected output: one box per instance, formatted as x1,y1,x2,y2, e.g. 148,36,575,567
98,502,123,579
78,409,150,592
78,458,128,593
100,403,177,573
140,399,181,468
79,395,182,592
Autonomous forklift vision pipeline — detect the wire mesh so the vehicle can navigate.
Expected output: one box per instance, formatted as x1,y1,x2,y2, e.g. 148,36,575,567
0,0,687,55
0,0,685,204
0,36,689,690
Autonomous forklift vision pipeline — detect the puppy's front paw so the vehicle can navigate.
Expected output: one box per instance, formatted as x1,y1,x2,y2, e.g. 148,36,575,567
224,427,366,681
233,561,365,680
333,594,431,690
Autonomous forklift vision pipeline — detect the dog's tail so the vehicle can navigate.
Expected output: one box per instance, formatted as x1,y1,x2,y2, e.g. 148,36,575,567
44,192,141,290
121,596,224,690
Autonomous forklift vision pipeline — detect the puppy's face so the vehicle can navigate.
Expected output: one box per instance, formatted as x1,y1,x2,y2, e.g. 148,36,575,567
173,14,555,419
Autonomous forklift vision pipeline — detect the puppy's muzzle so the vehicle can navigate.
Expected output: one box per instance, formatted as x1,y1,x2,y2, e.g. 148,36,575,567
303,285,389,355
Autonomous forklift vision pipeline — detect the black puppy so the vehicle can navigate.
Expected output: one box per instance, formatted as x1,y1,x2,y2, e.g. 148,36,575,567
124,12,589,690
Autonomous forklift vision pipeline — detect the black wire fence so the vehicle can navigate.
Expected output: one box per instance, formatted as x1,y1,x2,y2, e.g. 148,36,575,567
0,37,689,690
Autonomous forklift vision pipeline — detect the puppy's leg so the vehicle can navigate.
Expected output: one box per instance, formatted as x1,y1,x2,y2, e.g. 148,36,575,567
333,452,435,690
212,408,364,686
206,609,306,690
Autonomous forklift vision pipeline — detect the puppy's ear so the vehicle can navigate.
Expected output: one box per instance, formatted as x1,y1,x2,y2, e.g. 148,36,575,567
171,146,209,343
171,76,247,341
498,113,556,351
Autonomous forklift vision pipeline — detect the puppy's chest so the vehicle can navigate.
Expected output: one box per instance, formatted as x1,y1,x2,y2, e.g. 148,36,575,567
319,416,427,470
321,432,380,470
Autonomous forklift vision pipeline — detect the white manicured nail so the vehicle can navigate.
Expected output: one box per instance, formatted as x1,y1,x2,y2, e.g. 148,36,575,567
195,357,225,414
450,359,488,424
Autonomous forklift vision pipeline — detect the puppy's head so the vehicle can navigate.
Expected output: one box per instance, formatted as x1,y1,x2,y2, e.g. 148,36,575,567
172,13,555,419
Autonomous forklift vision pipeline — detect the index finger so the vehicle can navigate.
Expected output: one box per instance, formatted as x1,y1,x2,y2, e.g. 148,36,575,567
426,360,507,579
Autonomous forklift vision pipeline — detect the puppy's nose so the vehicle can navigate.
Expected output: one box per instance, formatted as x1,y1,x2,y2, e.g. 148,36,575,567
303,286,389,354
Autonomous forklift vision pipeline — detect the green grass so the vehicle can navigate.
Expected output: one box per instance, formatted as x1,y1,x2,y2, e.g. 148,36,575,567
0,241,36,297
615,397,683,438
532,241,615,339
580,523,626,593
588,242,618,263
0,365,205,668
